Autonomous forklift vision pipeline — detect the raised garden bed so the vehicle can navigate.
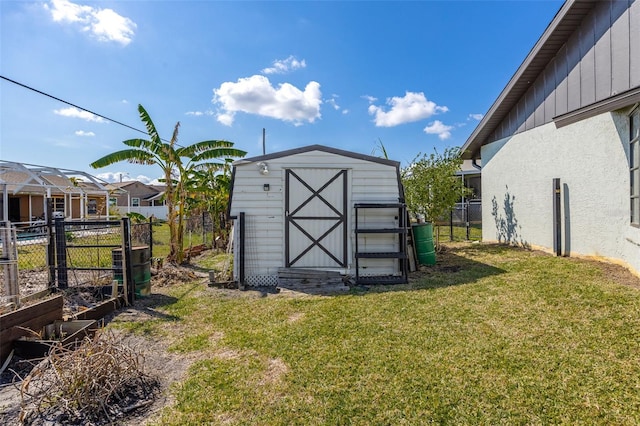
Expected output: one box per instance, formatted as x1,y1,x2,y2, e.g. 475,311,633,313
14,319,98,359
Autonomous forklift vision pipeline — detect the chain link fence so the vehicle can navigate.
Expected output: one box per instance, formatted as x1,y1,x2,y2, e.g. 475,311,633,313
1,224,50,301
435,201,482,243
53,220,124,289
2,217,150,306
184,211,230,251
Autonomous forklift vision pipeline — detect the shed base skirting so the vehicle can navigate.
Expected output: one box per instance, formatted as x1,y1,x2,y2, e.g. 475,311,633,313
277,268,348,291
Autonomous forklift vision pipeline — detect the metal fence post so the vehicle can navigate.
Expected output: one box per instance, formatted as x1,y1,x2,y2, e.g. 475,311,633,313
54,218,68,289
121,217,134,303
46,199,56,288
148,216,154,258
449,210,454,242
466,200,470,241
239,212,245,288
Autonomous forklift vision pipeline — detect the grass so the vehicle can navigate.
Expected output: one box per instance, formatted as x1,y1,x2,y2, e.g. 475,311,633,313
148,222,210,259
118,242,640,425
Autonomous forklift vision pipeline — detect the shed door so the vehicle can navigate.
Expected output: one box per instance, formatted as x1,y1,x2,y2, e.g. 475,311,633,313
285,168,347,268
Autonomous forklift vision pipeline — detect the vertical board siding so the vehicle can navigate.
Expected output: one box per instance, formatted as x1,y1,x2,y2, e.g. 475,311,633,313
580,19,596,106
611,0,631,94
555,45,569,115
594,1,613,100
567,32,582,111
544,65,557,122
631,0,640,87
491,0,638,144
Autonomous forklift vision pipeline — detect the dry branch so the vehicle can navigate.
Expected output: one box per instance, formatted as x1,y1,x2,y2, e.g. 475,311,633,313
18,329,159,425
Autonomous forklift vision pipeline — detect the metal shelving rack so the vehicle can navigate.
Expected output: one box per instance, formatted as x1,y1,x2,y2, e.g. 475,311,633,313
354,203,408,284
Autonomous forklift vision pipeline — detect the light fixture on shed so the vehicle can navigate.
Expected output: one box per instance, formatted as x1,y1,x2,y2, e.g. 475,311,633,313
257,162,269,175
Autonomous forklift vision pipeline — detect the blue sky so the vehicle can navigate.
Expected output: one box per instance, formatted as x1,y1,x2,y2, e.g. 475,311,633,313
1,0,563,183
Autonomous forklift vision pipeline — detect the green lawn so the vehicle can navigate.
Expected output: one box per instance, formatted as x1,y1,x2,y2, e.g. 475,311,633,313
120,243,640,425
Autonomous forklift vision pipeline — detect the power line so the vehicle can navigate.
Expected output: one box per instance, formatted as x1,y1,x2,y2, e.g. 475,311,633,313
0,75,171,143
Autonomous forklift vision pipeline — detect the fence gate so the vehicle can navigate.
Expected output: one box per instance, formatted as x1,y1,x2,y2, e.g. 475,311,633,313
49,218,147,302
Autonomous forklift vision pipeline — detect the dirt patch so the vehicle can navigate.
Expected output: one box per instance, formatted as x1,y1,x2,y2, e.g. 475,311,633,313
0,266,206,426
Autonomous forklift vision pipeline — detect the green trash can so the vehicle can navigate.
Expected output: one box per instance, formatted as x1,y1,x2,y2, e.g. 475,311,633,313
412,223,436,265
112,246,152,297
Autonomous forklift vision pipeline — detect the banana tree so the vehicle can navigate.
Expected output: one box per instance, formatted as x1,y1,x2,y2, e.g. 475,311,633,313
91,104,245,264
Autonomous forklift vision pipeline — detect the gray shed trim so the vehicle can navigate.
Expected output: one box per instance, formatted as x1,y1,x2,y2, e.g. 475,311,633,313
462,0,640,159
234,144,400,168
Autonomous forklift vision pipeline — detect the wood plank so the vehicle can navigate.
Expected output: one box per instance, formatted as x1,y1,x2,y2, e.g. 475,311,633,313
72,296,124,321
0,295,63,331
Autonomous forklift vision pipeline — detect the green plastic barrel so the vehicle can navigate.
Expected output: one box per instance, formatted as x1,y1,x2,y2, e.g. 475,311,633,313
412,223,436,265
112,246,152,297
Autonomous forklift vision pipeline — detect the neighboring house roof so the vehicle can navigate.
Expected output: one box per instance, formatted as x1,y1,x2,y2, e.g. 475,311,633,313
0,160,120,196
461,0,639,159
234,144,400,168
144,192,165,202
110,181,165,198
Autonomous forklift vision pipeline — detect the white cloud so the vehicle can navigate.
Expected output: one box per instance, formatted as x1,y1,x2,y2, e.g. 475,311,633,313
135,175,158,185
262,56,307,74
325,95,340,111
185,110,214,117
368,91,448,127
45,0,136,46
54,107,106,122
212,75,322,126
423,120,453,140
362,95,377,104
75,130,95,136
468,113,484,121
95,171,160,184
95,171,126,183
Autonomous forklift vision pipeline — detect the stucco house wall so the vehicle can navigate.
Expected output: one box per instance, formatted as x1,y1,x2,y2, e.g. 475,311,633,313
463,0,640,275
481,110,640,272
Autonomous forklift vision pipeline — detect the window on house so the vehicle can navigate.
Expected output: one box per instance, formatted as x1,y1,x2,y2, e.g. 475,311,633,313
109,198,117,206
52,197,65,212
132,198,140,207
87,199,97,214
631,106,640,225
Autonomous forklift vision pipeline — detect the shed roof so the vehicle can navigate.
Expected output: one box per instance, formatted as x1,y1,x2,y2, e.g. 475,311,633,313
461,0,597,159
234,144,400,168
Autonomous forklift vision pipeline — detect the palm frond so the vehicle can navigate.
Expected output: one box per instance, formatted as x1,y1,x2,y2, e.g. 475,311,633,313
138,104,162,146
90,149,156,168
190,162,225,173
189,147,246,163
170,122,180,146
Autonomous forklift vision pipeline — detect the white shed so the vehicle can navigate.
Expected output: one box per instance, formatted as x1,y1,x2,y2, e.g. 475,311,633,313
228,145,408,288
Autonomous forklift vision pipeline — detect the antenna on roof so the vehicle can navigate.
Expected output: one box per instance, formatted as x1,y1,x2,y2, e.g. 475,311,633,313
262,128,266,155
